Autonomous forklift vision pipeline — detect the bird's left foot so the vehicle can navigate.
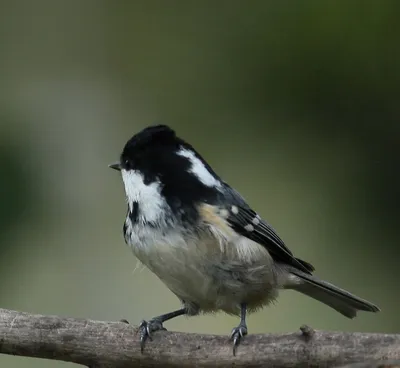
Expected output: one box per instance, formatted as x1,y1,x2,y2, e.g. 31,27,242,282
139,318,167,353
230,324,248,356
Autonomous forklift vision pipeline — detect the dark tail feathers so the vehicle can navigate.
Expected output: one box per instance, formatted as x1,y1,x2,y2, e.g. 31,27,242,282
290,270,380,318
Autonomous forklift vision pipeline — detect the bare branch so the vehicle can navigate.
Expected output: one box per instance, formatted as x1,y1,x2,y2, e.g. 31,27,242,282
0,308,398,367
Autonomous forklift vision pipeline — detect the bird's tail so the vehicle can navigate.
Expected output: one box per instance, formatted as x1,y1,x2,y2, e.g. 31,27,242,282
289,270,380,318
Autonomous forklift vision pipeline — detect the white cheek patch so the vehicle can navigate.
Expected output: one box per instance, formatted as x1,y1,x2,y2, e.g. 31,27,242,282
177,148,222,188
121,169,166,223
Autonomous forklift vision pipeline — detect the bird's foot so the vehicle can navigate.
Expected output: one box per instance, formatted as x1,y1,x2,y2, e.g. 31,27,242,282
139,318,167,353
230,324,248,356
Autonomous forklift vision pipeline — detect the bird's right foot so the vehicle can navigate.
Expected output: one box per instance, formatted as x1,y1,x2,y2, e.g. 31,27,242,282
230,323,248,356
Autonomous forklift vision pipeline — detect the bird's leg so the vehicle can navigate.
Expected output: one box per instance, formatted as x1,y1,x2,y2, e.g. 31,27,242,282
139,307,187,352
230,303,248,355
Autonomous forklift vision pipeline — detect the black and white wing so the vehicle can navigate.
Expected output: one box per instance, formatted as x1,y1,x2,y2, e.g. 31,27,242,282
221,185,314,274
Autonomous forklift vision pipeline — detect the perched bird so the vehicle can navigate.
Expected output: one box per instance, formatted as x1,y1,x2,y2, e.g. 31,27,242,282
109,125,380,354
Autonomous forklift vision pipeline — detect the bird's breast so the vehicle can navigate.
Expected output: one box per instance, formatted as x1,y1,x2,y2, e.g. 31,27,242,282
124,217,279,314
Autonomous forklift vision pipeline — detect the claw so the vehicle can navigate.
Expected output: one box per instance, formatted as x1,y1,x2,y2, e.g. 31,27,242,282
230,325,248,356
139,320,150,353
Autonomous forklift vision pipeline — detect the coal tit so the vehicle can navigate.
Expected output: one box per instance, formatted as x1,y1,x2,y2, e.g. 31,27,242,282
109,125,380,354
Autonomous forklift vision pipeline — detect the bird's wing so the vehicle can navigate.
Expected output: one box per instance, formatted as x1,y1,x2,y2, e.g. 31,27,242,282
221,186,314,274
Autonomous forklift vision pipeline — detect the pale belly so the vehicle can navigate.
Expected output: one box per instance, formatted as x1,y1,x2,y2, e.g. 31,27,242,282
128,230,281,315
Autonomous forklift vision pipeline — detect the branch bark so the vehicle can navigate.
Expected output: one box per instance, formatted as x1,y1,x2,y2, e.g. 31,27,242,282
0,308,398,367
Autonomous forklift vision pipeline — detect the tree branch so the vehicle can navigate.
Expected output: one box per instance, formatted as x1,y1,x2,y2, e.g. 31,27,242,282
0,308,398,367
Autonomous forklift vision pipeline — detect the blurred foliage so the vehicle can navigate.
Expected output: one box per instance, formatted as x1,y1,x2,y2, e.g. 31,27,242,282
0,143,30,240
0,1,399,367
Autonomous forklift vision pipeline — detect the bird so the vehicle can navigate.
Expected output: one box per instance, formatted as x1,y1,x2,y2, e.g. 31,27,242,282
109,124,380,355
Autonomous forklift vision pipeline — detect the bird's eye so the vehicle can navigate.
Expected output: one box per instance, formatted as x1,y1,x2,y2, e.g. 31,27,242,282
124,159,132,169
120,158,130,169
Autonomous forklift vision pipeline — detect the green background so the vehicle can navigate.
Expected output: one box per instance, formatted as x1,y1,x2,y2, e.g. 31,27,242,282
0,1,398,366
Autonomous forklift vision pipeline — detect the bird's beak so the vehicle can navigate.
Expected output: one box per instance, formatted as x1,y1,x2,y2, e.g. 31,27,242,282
108,162,121,171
